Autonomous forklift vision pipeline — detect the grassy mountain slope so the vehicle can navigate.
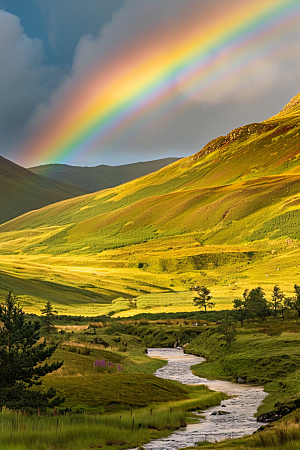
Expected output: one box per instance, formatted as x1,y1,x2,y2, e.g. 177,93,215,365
0,155,89,224
1,94,300,313
29,157,180,192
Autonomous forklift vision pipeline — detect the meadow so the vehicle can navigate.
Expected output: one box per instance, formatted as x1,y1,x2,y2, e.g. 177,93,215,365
0,244,299,316
0,319,225,450
4,313,300,449
186,318,300,415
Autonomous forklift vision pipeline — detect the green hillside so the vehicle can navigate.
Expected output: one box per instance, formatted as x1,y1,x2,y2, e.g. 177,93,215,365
1,94,300,313
29,157,180,192
0,155,88,224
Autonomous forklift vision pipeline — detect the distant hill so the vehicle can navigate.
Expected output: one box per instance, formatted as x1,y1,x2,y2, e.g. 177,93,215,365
29,158,181,192
0,155,88,224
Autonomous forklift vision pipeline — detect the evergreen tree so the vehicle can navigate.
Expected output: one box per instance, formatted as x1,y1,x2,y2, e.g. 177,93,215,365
193,286,215,311
271,285,285,319
232,299,246,326
41,301,58,334
0,291,64,412
217,315,237,345
293,285,300,318
245,286,270,321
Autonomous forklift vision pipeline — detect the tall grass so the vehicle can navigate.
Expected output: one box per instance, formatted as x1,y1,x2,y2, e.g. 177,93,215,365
0,391,224,450
185,410,300,450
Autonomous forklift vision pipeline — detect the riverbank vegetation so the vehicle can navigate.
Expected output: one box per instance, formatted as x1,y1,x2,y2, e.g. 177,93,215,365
184,408,300,450
0,297,226,450
0,388,225,450
4,284,300,449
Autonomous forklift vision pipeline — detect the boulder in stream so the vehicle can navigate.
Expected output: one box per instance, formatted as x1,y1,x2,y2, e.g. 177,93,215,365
237,377,246,384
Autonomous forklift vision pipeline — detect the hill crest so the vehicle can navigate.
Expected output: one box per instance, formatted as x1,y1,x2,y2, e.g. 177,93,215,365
29,158,181,193
0,155,88,224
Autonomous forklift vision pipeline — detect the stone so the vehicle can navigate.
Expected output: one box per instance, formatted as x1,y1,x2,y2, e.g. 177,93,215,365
237,377,246,384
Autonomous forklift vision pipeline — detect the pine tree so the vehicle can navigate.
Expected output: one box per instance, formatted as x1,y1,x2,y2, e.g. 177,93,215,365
0,291,64,412
271,285,285,319
41,301,58,334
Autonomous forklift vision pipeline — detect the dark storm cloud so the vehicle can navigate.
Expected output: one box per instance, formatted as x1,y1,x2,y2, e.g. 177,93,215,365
1,0,300,165
36,0,126,65
0,0,126,65
0,10,61,159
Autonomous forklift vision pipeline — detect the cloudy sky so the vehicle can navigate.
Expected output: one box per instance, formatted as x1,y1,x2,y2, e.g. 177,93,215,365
1,0,300,167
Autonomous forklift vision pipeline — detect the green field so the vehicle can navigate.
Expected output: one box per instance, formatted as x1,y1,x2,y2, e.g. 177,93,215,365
0,319,226,450
4,312,300,449
181,313,300,450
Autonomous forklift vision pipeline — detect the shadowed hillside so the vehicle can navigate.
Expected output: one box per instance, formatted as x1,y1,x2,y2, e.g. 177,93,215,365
29,158,180,192
1,94,300,313
0,156,89,224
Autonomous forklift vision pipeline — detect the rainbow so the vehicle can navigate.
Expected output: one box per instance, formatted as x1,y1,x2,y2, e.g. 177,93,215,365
23,0,300,166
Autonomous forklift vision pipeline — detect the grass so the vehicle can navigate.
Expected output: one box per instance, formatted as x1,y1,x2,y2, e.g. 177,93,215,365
1,243,300,316
186,318,300,415
0,155,88,225
39,322,218,411
0,384,225,450
0,321,226,450
0,100,300,312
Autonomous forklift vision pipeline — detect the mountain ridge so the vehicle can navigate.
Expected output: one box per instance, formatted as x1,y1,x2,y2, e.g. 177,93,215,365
29,157,181,193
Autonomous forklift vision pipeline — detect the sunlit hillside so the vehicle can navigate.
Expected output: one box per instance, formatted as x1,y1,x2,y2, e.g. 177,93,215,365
1,94,300,314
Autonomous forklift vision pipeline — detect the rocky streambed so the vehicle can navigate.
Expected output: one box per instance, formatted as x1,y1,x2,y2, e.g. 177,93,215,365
129,348,268,449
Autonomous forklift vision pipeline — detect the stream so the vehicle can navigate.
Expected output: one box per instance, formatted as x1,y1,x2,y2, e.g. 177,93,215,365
129,347,268,449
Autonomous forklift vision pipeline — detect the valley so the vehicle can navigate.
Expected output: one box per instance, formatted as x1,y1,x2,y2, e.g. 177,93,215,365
1,94,300,314
1,93,300,450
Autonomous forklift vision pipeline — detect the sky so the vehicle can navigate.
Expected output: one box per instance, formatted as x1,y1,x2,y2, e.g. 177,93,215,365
1,0,300,167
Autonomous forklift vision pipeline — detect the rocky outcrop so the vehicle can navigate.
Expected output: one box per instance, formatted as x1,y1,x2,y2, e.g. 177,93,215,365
188,122,280,163
257,399,300,423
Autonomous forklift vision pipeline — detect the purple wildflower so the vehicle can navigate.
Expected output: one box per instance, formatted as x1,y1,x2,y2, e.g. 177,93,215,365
93,360,101,368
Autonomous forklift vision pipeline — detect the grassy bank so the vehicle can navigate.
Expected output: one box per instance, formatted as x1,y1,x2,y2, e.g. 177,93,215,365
0,384,225,450
0,321,225,450
0,323,225,450
186,319,300,415
182,409,300,450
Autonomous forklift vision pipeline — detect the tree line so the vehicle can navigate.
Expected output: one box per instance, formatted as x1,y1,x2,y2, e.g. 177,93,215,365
233,284,300,325
192,284,300,325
